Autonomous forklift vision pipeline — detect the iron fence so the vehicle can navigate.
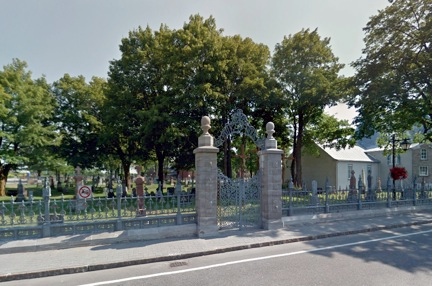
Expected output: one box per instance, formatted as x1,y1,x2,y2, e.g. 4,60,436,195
0,183,432,241
282,186,432,216
0,192,196,240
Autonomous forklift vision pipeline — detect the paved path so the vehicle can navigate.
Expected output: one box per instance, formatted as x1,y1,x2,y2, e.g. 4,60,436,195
0,208,432,282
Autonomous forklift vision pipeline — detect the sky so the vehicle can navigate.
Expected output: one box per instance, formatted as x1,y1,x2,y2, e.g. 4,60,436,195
1,0,392,82
0,0,427,122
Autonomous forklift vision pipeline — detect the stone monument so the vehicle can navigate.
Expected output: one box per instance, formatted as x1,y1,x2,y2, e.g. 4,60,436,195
348,170,358,202
74,166,87,211
15,178,27,202
134,165,146,216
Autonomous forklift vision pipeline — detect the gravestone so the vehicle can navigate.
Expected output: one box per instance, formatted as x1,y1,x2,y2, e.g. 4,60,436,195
348,170,358,202
377,177,382,193
134,165,146,216
74,167,87,211
15,179,27,202
366,170,376,201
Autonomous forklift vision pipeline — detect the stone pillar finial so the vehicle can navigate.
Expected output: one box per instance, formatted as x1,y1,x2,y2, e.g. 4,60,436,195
201,116,211,135
266,122,275,139
265,122,277,149
199,116,214,147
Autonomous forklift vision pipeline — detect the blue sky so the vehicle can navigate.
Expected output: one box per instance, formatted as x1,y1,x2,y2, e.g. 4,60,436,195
1,0,391,83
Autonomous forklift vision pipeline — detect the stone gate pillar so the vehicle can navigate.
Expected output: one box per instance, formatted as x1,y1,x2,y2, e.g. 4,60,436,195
193,116,219,237
259,122,283,230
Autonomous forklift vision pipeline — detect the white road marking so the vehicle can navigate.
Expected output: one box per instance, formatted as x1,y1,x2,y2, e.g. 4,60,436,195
80,230,431,286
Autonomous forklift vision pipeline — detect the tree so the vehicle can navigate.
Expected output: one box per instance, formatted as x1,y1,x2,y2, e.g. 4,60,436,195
348,0,432,143
169,17,273,177
105,14,276,187
52,74,107,170
271,28,347,187
0,59,58,196
214,35,273,178
105,24,169,189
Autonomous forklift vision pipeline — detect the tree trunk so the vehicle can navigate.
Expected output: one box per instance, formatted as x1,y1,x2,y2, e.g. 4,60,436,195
0,164,12,196
121,161,131,191
155,147,165,192
224,139,232,178
294,141,303,187
290,152,295,186
0,177,6,196
293,114,304,188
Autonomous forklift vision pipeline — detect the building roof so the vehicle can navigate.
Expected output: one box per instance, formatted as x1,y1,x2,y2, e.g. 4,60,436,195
364,143,422,153
319,145,378,163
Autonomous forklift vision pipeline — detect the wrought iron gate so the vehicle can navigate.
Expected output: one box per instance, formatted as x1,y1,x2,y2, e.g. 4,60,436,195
214,110,264,230
217,169,261,230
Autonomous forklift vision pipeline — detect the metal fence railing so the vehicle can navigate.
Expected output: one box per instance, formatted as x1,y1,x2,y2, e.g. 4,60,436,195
0,191,196,241
282,186,432,216
1,182,432,241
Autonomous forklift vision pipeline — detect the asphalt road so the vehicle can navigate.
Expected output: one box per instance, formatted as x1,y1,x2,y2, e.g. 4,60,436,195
3,223,432,286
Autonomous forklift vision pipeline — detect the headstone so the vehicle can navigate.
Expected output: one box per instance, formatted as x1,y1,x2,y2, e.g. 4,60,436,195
15,179,26,202
156,182,164,199
377,177,382,193
74,167,87,211
134,165,146,216
74,166,84,189
366,170,376,201
348,170,358,202
349,170,356,190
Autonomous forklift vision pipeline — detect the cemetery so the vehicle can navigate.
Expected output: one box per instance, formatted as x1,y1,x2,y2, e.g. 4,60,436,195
0,111,432,241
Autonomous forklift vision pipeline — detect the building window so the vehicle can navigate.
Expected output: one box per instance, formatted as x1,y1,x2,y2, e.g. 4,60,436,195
387,155,400,166
420,149,427,160
348,164,353,179
419,166,428,176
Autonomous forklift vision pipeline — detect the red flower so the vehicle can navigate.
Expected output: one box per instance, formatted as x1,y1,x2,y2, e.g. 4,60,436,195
390,167,408,180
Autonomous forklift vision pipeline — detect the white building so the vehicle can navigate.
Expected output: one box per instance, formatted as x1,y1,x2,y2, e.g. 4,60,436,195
284,142,432,191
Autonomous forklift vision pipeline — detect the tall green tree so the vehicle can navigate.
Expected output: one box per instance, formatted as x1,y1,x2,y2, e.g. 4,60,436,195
271,28,347,187
348,0,432,143
0,59,58,196
52,74,107,170
105,25,167,189
169,15,275,178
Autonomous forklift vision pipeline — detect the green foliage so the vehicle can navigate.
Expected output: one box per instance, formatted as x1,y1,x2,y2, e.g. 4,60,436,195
306,113,356,154
0,59,58,195
271,28,347,186
5,10,421,194
349,0,431,142
52,75,107,169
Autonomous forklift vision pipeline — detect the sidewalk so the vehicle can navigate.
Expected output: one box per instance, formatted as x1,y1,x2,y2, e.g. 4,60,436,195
0,207,432,282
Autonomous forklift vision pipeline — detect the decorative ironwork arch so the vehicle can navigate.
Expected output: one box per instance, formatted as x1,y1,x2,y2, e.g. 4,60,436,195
214,109,263,230
214,109,265,150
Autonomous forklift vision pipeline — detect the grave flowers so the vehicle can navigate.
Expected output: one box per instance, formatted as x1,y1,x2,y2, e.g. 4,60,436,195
390,167,408,180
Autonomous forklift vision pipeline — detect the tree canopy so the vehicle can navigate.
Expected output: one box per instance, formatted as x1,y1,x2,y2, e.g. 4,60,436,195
271,28,350,186
349,0,432,143
52,74,107,169
1,7,431,195
0,59,58,195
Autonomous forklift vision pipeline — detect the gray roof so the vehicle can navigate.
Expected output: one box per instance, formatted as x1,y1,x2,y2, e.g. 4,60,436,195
364,143,421,153
319,145,378,163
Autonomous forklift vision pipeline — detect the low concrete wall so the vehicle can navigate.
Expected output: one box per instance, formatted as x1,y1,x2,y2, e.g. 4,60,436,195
124,224,197,241
282,205,432,227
